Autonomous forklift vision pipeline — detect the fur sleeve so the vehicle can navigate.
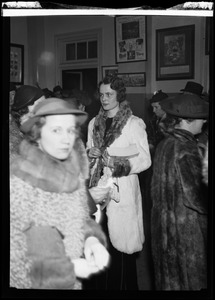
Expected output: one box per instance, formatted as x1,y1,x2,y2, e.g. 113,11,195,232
25,225,76,289
112,157,131,177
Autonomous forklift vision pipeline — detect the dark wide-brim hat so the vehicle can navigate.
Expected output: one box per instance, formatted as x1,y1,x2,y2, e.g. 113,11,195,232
150,91,168,103
21,98,88,133
12,85,44,111
180,81,203,96
161,94,209,119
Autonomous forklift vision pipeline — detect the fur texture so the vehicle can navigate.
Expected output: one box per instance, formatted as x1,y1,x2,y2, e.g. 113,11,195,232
89,100,132,187
10,140,106,289
25,225,76,289
151,129,207,290
87,115,151,253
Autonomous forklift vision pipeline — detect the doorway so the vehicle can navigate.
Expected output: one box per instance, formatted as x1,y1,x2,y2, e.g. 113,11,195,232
62,68,101,120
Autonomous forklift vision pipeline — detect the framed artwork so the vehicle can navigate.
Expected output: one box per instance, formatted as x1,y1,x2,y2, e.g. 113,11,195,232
156,25,195,80
10,43,24,84
117,72,146,87
102,65,118,79
115,16,147,63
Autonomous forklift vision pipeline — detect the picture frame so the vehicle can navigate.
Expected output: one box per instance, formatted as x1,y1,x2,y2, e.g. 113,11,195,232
117,72,146,87
102,65,118,79
10,43,24,84
115,16,147,63
156,25,195,81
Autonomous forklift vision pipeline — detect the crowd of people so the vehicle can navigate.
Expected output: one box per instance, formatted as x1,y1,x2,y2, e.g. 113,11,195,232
9,77,209,291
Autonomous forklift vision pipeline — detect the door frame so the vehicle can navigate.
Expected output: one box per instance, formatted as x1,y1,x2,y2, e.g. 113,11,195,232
55,28,102,87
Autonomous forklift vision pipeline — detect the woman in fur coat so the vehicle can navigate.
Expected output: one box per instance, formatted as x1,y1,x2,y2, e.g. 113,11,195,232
151,94,209,290
10,98,110,290
86,75,151,290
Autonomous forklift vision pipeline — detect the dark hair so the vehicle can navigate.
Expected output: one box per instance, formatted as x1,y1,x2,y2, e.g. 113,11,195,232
98,75,126,103
11,107,29,128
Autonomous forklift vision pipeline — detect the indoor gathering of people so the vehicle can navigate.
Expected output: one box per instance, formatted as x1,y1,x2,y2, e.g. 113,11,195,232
2,3,213,299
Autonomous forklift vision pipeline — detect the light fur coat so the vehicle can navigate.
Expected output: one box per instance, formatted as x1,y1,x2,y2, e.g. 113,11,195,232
87,115,151,253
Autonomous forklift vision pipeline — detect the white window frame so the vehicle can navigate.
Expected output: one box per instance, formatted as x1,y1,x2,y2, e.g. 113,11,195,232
55,28,102,87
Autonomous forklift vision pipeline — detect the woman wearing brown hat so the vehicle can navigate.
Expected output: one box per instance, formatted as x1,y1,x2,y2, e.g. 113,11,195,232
150,94,209,290
10,98,110,289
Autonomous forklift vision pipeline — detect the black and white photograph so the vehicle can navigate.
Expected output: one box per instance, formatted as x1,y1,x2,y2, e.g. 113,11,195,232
1,2,213,299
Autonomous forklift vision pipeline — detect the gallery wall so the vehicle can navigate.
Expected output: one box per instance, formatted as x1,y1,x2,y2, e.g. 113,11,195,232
10,14,210,121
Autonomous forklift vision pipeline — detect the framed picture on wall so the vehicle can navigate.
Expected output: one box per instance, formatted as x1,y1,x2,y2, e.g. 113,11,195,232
115,16,147,63
102,65,118,79
117,72,146,87
156,25,195,80
10,43,24,84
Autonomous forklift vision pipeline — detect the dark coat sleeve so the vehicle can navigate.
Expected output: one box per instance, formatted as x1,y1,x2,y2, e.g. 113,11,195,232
83,218,107,248
177,152,207,214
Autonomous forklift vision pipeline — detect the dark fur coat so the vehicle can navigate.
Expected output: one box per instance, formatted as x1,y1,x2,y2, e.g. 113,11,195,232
151,129,207,290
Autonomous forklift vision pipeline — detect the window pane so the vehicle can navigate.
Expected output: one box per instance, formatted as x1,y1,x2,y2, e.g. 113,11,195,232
77,42,87,59
88,40,97,58
66,43,76,60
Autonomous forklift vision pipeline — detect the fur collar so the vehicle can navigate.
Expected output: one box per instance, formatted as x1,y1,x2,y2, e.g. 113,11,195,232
11,139,87,193
90,100,132,187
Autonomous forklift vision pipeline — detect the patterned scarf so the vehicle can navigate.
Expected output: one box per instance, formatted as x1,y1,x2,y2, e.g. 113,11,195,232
90,100,132,187
10,139,87,193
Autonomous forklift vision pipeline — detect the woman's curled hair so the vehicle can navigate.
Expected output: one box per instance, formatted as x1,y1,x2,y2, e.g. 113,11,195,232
24,117,46,144
98,74,126,103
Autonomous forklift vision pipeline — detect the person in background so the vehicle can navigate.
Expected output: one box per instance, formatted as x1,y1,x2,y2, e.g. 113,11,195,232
180,81,204,97
10,85,45,162
42,87,54,98
71,89,92,112
64,89,93,145
151,94,209,290
9,83,17,111
180,81,209,159
53,85,63,98
146,90,169,157
10,98,110,289
86,74,151,290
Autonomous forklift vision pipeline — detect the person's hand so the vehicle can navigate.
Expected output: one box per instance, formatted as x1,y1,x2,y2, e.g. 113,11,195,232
89,186,111,204
102,151,115,169
84,237,110,271
88,147,102,159
72,258,100,279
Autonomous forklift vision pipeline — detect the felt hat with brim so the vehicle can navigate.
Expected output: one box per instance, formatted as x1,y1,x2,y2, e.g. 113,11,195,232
160,94,209,119
150,91,168,103
12,85,44,111
180,81,203,96
21,98,88,133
